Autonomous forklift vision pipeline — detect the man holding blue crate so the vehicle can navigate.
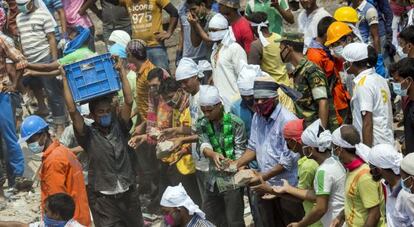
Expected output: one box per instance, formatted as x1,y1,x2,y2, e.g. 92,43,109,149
61,58,144,226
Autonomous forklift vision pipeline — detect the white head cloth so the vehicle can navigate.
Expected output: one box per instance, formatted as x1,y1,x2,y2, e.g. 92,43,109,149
199,85,221,106
401,153,414,176
109,30,131,48
250,21,270,47
331,125,370,161
208,13,236,47
237,64,262,96
342,42,369,63
16,0,57,27
175,58,212,81
160,183,206,219
301,119,332,152
369,144,402,175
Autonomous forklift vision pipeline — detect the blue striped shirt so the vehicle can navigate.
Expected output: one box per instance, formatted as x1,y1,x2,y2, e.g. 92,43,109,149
248,103,300,186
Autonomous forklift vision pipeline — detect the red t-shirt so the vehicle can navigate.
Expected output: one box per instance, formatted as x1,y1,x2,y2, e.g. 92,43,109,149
231,17,255,54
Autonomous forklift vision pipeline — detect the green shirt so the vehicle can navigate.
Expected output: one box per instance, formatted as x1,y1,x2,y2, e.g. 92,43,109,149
297,156,323,227
57,47,96,65
293,58,339,131
245,0,289,35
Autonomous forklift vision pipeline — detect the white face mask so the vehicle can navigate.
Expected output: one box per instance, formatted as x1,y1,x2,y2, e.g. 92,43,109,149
208,29,228,42
397,45,408,58
332,45,344,58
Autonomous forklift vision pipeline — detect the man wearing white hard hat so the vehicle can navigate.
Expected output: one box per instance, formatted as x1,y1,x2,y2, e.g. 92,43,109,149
160,183,214,226
397,153,414,225
341,42,393,147
195,85,246,226
367,144,404,227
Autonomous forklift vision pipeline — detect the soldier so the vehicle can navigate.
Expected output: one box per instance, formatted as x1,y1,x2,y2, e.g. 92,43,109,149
280,39,339,131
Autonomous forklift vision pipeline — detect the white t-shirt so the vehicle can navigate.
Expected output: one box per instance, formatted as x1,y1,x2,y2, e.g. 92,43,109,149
298,7,331,51
313,157,346,227
351,68,394,146
189,91,209,172
211,42,246,111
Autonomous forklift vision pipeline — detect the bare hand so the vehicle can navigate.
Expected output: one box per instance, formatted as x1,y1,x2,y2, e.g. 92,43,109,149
211,152,226,169
248,170,264,185
169,137,184,151
273,179,291,194
270,0,280,8
330,215,345,227
23,69,33,77
59,66,67,80
287,222,300,227
154,31,172,42
250,182,274,195
1,84,16,93
16,59,28,70
160,128,178,141
128,135,146,149
187,12,198,25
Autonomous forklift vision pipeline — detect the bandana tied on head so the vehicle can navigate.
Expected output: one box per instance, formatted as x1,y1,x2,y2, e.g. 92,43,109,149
369,144,402,175
301,119,332,152
250,21,270,47
283,119,304,144
237,64,262,96
401,153,414,176
161,183,206,219
331,125,370,162
127,39,147,60
109,43,127,59
109,30,131,48
253,76,279,99
63,26,91,55
175,58,212,81
208,13,236,47
0,8,6,30
199,85,221,107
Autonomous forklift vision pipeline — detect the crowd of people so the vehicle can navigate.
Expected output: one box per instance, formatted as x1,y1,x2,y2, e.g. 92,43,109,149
0,0,414,226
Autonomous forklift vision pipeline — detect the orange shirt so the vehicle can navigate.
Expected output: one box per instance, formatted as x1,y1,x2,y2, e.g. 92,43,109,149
136,59,155,121
307,47,350,124
40,140,91,226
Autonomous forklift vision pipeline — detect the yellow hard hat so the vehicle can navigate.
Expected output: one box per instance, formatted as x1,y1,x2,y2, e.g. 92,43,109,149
334,6,359,23
325,21,353,46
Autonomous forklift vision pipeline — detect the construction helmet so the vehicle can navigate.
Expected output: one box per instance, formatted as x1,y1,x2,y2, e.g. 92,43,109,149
325,21,353,46
19,115,49,143
334,6,359,23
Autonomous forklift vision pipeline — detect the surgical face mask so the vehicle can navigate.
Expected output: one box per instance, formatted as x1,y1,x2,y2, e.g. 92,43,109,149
43,214,67,227
401,176,413,193
17,2,29,14
397,45,408,58
392,79,411,97
208,29,227,42
332,45,344,58
99,113,112,127
28,141,45,154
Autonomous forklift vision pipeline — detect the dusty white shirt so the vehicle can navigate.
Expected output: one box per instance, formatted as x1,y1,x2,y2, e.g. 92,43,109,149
394,188,414,226
211,42,247,111
298,7,331,51
351,68,394,146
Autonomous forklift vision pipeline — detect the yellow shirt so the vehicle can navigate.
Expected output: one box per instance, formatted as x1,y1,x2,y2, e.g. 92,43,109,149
345,164,386,227
135,60,155,121
123,0,170,47
261,33,295,113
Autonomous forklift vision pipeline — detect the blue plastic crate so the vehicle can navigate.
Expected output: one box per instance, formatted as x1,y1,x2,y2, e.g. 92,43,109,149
63,53,121,103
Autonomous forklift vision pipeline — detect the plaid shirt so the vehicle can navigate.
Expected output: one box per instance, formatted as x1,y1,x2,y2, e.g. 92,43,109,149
0,36,27,90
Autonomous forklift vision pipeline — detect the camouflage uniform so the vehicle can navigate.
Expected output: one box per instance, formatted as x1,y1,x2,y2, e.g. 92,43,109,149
293,58,339,131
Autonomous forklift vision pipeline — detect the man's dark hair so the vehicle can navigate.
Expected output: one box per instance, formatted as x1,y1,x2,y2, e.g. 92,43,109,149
147,67,164,81
280,40,304,53
186,0,204,6
352,45,377,69
397,58,414,79
340,125,361,154
399,25,414,44
45,193,75,221
159,78,181,96
246,11,267,24
317,16,336,38
389,61,399,76
89,95,113,113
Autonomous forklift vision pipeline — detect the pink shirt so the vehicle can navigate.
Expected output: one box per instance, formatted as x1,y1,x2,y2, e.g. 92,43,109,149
62,0,93,28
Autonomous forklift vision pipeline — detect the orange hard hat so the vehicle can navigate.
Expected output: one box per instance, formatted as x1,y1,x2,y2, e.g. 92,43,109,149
325,21,353,46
